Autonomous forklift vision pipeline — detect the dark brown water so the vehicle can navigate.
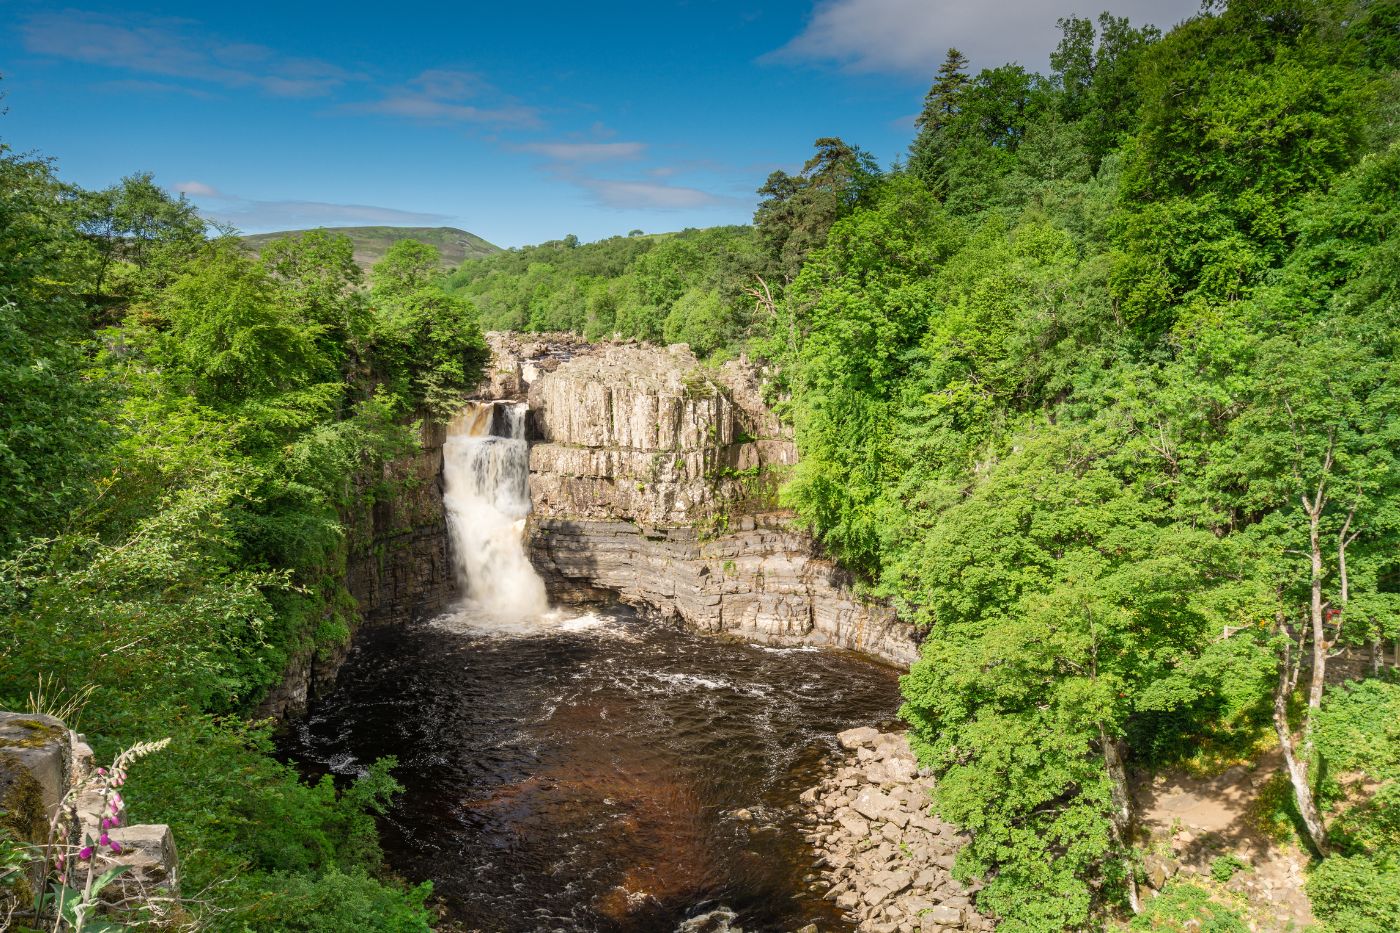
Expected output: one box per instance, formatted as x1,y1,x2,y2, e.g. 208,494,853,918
284,604,900,932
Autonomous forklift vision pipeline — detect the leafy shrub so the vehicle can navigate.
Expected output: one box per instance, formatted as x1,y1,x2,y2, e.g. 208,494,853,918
1209,853,1248,882
1131,881,1248,932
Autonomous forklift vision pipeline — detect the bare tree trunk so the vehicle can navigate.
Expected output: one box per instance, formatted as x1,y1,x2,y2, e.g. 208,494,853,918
1273,639,1329,855
1307,499,1327,712
1100,726,1141,914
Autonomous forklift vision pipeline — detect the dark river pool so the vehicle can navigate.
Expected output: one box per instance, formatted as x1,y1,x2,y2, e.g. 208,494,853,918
284,604,901,932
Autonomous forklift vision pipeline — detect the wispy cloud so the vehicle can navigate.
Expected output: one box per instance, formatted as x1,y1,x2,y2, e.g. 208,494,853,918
517,141,646,162
344,69,540,127
22,9,356,97
95,79,215,98
168,181,451,232
764,0,1198,75
576,177,726,210
172,180,228,198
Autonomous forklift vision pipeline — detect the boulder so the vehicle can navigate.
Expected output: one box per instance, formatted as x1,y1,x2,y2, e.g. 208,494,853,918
924,905,962,925
838,727,880,749
103,824,179,899
839,813,871,838
852,788,893,822
0,712,70,837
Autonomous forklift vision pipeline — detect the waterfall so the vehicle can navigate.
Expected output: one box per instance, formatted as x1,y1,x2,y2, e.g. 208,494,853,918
442,400,550,619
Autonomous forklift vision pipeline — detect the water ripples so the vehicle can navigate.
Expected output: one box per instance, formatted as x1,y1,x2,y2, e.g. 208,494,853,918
284,604,900,932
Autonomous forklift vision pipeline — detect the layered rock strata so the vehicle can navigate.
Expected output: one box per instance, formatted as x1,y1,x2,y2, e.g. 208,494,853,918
801,728,990,933
261,417,458,718
481,333,917,666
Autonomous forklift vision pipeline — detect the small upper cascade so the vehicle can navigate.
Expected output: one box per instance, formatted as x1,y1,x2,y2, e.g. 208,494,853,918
442,400,549,620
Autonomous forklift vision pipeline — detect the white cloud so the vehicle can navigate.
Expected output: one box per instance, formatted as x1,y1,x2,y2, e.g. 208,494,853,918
765,0,1201,75
172,180,228,198
349,97,539,125
343,68,540,127
578,178,725,210
22,10,355,97
518,141,646,162
166,182,451,232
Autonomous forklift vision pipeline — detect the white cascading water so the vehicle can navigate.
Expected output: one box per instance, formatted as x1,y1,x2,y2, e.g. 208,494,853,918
442,401,550,620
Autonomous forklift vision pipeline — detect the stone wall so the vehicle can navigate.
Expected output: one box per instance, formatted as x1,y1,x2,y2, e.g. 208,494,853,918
485,333,918,667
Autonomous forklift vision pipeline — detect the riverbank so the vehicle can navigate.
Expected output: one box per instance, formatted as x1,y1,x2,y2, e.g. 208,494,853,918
800,728,992,933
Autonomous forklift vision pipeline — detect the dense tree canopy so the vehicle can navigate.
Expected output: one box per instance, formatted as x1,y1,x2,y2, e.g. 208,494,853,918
3,0,1398,928
0,141,486,929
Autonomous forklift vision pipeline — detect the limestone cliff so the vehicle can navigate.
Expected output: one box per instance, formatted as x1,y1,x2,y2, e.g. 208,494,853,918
483,333,917,666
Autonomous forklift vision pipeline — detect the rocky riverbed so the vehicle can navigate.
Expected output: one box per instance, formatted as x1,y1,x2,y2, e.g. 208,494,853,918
800,728,993,933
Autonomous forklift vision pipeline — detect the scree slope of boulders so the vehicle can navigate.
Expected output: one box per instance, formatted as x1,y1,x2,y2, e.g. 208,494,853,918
799,728,993,933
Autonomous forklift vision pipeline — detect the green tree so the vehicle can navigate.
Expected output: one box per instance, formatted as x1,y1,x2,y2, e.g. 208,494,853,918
77,172,205,296
370,240,489,416
754,137,881,283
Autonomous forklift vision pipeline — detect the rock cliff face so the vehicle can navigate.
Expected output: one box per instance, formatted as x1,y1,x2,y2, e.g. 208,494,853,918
260,418,458,718
483,333,917,666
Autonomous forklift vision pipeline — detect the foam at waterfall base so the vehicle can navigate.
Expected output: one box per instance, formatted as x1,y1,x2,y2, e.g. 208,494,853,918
428,603,624,638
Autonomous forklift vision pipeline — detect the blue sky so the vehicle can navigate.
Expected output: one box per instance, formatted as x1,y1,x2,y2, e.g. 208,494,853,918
0,0,1198,247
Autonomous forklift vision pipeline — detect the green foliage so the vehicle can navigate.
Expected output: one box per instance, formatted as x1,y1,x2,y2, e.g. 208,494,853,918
371,240,491,417
1130,880,1249,932
1307,850,1400,933
754,137,882,282
771,1,1400,928
0,133,480,928
1209,853,1249,882
0,147,112,553
444,225,760,356
1305,680,1400,931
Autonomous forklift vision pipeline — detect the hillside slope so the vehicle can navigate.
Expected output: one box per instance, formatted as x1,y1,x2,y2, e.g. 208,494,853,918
243,225,500,268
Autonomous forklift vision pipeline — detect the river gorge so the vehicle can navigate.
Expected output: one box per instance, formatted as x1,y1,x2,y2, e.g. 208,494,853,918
282,335,921,931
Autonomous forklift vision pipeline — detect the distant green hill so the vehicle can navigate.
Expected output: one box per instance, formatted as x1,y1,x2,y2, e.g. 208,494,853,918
242,225,501,269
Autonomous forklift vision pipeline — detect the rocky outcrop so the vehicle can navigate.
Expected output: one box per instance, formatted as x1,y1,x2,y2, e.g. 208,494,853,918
801,729,991,933
481,333,917,666
344,418,458,622
0,712,179,923
260,417,458,719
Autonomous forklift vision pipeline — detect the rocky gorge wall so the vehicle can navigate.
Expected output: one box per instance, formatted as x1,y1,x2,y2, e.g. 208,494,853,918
481,333,918,666
259,418,458,719
263,330,918,718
